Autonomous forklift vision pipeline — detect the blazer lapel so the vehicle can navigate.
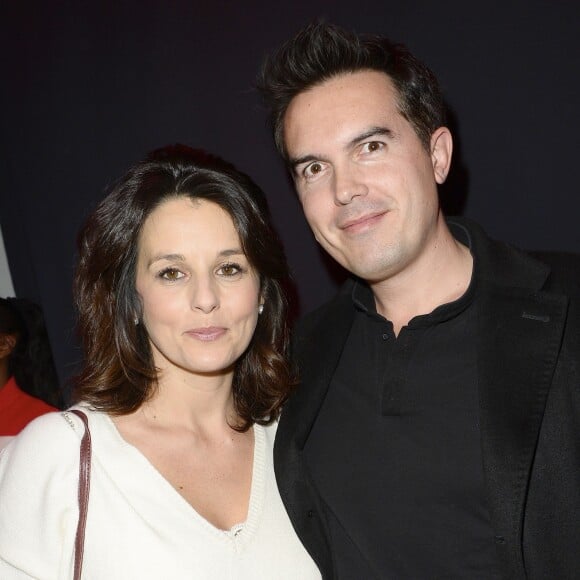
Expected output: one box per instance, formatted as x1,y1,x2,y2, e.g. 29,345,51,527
477,284,568,576
452,216,572,576
283,290,356,450
274,290,355,579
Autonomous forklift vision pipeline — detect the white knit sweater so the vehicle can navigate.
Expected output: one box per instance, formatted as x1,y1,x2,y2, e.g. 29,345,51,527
0,408,321,579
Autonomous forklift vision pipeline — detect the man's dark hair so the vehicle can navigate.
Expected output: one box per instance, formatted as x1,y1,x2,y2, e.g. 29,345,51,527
258,21,446,159
74,144,294,432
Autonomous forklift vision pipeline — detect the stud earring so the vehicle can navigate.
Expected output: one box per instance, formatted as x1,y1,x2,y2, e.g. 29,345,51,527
258,304,264,315
134,316,139,326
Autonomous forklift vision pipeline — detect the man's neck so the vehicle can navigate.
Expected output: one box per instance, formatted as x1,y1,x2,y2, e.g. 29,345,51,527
370,224,473,336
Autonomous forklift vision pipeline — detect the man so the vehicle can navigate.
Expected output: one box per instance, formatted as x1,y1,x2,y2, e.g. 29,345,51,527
258,22,580,579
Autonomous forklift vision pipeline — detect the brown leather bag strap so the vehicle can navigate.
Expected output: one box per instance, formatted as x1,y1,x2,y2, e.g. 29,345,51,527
69,410,91,580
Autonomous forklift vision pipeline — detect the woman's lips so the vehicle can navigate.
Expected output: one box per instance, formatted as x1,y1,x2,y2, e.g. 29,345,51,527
184,327,227,341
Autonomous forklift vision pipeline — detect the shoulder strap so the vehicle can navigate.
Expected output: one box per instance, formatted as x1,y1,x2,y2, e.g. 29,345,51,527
69,410,91,580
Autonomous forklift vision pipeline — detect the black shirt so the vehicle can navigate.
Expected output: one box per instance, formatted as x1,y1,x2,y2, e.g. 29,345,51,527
303,227,501,579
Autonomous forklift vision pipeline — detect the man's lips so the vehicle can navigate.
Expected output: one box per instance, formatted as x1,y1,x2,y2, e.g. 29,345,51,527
184,327,227,341
338,210,388,232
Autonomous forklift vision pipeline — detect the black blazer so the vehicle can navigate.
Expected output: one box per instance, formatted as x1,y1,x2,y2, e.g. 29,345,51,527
274,218,580,579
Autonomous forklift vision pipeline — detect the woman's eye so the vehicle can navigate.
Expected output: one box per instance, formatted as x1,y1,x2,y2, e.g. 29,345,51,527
217,263,243,277
158,268,184,281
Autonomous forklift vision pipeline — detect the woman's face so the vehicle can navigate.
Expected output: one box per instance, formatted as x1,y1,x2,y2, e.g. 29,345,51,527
135,196,261,384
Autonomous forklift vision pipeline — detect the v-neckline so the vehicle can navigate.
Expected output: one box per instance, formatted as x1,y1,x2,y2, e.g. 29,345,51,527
87,411,267,548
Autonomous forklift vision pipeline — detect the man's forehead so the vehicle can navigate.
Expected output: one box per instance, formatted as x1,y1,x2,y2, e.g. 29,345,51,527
283,70,403,151
296,69,396,104
286,71,400,122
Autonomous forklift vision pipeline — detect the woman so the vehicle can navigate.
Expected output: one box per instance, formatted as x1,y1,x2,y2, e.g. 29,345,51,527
0,145,321,579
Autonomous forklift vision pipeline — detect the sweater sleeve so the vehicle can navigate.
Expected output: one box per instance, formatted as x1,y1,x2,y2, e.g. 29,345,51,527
0,411,81,579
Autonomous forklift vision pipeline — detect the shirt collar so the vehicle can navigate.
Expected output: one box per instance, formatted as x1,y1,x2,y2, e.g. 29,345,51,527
350,221,477,326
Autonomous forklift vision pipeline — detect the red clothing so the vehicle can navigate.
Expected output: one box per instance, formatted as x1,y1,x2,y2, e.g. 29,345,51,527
0,376,57,435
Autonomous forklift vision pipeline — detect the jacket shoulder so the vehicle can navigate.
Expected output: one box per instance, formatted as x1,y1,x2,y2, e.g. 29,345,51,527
293,279,355,355
530,251,580,294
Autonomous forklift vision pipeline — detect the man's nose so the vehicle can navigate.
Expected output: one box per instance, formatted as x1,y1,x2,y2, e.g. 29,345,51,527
332,166,368,205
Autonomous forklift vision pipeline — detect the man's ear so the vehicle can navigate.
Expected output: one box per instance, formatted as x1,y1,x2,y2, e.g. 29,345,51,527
430,127,453,185
0,333,17,359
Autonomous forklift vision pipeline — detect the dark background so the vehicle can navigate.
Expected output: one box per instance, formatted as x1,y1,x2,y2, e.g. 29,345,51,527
1,0,579,396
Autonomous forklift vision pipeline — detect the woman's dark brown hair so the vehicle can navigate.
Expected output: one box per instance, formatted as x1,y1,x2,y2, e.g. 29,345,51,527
74,144,293,430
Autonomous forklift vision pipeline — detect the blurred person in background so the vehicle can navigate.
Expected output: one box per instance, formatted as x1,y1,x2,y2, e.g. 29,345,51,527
0,297,61,439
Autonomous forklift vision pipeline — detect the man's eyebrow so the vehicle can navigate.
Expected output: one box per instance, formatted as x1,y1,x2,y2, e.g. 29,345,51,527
288,154,327,174
347,126,394,149
288,126,394,174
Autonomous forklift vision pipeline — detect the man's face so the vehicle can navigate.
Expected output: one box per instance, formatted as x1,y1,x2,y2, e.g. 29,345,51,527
283,70,451,284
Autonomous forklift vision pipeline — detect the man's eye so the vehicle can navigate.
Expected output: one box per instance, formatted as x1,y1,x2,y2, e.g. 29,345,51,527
304,162,323,177
158,268,184,281
362,141,384,153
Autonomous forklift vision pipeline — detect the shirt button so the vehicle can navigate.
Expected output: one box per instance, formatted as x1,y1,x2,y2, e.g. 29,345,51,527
382,333,389,340
307,510,315,518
